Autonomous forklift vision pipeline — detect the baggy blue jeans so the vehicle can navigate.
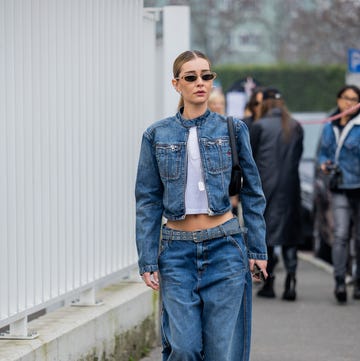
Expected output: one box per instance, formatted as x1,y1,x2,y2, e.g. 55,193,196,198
158,218,252,361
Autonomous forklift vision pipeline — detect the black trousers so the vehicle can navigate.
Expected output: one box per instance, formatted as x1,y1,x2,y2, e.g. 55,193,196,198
267,245,298,276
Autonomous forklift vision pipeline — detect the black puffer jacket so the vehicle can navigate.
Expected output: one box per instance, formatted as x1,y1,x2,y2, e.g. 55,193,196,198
250,108,304,246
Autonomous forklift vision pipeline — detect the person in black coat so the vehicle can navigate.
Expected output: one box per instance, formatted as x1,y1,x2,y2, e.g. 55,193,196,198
250,87,304,300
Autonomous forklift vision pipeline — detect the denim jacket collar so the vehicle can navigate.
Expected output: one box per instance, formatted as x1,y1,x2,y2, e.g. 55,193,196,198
176,108,211,128
333,112,360,162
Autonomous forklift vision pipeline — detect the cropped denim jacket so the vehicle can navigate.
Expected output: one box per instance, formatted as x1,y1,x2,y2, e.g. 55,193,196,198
135,110,267,274
318,112,360,189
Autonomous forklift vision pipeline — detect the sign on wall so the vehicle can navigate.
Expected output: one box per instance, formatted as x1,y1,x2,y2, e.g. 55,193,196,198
348,48,360,73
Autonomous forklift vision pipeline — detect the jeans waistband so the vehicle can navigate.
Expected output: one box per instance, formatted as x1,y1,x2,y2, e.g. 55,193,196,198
162,217,241,243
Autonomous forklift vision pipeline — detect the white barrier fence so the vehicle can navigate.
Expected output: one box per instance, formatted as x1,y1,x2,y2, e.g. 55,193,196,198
0,0,157,338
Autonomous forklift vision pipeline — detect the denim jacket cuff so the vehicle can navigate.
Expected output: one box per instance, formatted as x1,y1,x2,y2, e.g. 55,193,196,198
139,264,159,276
247,252,268,260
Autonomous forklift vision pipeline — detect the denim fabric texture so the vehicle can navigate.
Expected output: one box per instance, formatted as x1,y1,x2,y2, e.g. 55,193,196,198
331,192,360,279
159,218,252,361
135,110,267,275
318,113,360,189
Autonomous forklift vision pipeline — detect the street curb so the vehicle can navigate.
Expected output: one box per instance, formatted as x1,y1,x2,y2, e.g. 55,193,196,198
299,251,357,285
298,251,333,274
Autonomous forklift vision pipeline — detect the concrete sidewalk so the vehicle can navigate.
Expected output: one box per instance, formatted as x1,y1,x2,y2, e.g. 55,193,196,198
140,252,360,361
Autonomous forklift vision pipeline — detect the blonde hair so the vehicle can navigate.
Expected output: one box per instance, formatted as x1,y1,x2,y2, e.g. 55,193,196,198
173,50,211,110
208,90,226,115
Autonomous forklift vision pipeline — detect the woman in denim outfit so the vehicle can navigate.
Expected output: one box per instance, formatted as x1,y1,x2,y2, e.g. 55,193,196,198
318,85,360,303
135,50,268,361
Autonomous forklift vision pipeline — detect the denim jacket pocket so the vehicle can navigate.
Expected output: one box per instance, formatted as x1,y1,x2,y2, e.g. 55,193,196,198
201,137,232,174
155,143,185,180
343,137,359,156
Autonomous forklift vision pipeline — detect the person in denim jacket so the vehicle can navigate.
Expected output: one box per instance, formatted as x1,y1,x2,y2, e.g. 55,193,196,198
135,50,267,361
318,85,360,303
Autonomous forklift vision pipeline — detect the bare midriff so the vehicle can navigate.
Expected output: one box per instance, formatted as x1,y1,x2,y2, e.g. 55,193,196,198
166,210,234,232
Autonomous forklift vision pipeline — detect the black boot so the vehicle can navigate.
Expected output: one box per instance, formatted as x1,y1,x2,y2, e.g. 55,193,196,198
282,273,296,301
257,275,275,298
334,276,347,303
353,279,360,300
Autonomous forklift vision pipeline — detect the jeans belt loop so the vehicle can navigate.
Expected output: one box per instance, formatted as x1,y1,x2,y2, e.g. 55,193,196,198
218,224,226,237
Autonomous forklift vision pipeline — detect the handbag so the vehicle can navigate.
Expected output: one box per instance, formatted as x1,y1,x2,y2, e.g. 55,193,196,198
328,165,343,191
227,116,243,196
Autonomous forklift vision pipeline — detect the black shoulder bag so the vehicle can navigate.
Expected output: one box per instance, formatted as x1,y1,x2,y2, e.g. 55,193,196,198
227,116,243,196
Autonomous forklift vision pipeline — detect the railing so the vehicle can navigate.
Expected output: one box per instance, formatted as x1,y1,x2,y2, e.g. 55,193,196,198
0,0,156,338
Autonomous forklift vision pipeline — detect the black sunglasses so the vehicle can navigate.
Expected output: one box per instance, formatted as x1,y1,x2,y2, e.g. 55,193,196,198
176,72,217,83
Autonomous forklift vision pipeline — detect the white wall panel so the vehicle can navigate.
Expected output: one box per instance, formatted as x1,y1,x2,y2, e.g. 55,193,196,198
0,0,151,328
162,6,190,117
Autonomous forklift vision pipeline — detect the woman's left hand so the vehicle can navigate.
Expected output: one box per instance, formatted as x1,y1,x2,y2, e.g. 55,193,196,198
249,259,268,281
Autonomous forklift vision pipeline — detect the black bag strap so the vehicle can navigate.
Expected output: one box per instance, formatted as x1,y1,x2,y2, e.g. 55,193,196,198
227,116,240,167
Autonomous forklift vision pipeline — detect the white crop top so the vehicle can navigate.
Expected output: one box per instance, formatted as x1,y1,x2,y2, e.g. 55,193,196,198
185,127,209,214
